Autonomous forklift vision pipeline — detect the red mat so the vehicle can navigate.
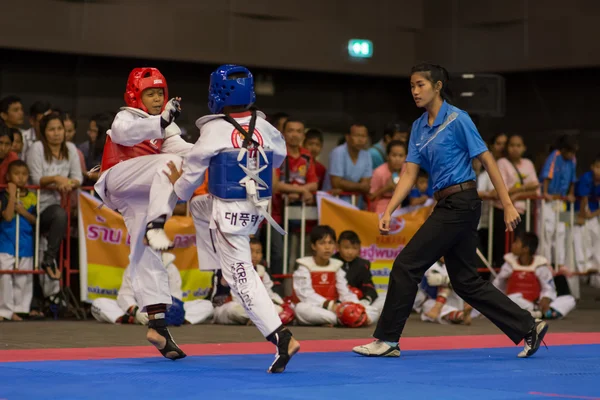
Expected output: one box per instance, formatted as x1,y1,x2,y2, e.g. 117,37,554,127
1,332,599,363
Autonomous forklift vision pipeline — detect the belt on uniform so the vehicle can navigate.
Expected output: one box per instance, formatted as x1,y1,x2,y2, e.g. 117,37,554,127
433,181,477,202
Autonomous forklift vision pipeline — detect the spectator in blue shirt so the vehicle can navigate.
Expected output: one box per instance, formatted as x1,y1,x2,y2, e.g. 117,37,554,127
408,169,434,206
539,135,578,269
353,62,540,360
573,155,600,274
326,123,373,208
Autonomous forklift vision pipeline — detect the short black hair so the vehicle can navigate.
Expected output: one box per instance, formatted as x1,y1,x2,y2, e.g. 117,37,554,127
386,139,407,155
0,95,22,114
282,118,305,132
338,230,360,245
383,122,410,139
417,168,429,179
517,231,539,255
304,128,323,144
593,154,600,165
249,237,262,247
556,134,578,153
29,100,52,117
7,159,28,174
310,225,336,245
270,112,289,124
0,125,14,143
349,122,368,132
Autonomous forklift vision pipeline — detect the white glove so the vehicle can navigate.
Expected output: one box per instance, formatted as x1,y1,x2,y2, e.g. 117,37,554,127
426,273,450,287
161,98,181,129
136,310,149,325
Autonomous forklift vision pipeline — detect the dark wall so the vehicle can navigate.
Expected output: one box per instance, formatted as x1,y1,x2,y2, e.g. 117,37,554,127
1,49,597,172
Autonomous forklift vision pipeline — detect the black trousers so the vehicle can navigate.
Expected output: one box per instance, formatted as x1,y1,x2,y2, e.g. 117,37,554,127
39,204,68,263
374,189,534,344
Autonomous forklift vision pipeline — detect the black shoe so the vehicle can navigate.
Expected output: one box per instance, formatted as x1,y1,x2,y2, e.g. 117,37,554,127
267,327,300,373
518,319,548,358
148,318,186,360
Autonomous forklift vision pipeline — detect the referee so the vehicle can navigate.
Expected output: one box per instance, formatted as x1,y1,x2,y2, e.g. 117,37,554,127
353,63,547,359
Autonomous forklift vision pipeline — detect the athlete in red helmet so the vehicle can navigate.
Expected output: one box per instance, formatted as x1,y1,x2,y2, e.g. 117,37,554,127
94,67,193,360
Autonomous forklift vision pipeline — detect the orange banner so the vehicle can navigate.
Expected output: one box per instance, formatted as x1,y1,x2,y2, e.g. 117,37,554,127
319,198,433,293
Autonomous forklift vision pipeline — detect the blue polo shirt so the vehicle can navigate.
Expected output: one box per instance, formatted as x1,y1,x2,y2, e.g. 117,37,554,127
539,150,577,196
575,171,600,212
406,101,488,192
325,143,373,206
0,190,37,257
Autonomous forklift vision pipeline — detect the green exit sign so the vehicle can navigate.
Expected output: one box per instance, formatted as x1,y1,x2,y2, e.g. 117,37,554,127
348,39,373,58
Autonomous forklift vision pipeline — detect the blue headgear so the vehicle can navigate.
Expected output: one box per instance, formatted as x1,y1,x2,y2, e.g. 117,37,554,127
208,64,256,114
165,296,186,326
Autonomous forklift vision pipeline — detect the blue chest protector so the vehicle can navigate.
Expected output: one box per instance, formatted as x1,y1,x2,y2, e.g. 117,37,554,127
208,149,273,201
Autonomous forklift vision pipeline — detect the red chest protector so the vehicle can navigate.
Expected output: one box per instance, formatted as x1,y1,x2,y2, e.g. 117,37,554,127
506,270,541,303
310,271,338,301
100,135,164,172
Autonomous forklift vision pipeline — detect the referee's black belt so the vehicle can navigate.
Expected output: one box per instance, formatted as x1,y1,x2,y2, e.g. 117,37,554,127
433,181,477,202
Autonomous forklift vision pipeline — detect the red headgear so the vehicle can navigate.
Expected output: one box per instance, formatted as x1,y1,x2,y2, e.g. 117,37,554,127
336,302,369,328
124,67,169,113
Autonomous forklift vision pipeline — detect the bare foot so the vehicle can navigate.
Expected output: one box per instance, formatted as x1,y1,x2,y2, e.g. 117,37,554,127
463,304,473,326
11,314,23,321
146,328,180,360
425,302,443,320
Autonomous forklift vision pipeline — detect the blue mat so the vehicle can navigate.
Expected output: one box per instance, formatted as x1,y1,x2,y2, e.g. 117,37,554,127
1,345,599,400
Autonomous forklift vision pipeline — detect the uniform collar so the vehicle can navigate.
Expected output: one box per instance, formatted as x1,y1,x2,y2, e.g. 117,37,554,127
420,100,449,129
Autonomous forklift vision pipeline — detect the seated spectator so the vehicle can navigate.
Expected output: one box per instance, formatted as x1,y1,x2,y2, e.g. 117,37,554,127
368,122,410,169
303,128,327,190
292,225,378,327
493,232,575,320
0,96,25,131
489,132,508,160
573,155,600,274
10,128,24,160
369,140,407,213
0,126,19,186
414,259,472,324
0,160,37,321
26,112,83,279
326,123,372,208
333,230,382,321
493,134,539,266
408,169,433,206
92,253,214,325
212,238,294,326
21,101,52,159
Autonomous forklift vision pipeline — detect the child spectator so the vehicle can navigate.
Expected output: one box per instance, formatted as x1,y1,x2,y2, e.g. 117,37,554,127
493,134,539,267
573,155,600,274
303,128,327,190
369,140,407,213
0,160,37,321
333,230,381,321
10,129,24,160
292,225,378,327
368,122,410,169
408,169,433,206
0,126,19,186
539,135,577,269
493,232,576,320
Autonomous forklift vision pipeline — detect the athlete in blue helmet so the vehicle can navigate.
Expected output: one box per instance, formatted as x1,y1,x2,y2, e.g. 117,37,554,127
152,64,300,373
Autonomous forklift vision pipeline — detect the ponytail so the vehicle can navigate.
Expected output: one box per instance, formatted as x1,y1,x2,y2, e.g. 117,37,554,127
410,63,452,103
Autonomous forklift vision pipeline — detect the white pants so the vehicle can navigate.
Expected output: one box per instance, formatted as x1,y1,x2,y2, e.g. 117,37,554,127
573,217,600,273
540,200,567,266
92,297,214,324
294,302,379,326
507,292,576,318
0,255,33,319
189,195,282,337
95,154,182,309
214,301,250,325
